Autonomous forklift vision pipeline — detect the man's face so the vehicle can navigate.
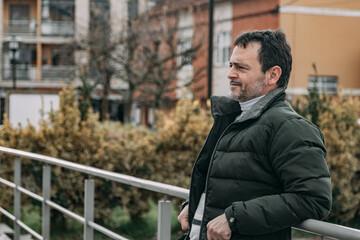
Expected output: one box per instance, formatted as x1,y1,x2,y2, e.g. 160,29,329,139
227,42,269,102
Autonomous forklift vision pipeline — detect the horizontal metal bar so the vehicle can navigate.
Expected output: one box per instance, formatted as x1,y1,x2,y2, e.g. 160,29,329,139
18,186,44,202
0,207,43,239
46,199,85,223
0,146,189,199
2,146,360,240
0,177,16,188
16,219,43,240
0,206,16,221
0,177,44,202
295,219,360,240
88,221,129,240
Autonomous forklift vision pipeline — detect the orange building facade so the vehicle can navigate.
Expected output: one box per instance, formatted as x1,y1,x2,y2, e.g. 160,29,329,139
279,0,360,96
188,0,360,100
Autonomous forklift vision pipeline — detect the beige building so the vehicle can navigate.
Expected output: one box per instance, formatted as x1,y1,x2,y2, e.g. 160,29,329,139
0,0,146,123
279,0,360,97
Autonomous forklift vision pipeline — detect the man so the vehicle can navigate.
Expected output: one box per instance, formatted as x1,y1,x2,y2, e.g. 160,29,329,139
177,29,332,240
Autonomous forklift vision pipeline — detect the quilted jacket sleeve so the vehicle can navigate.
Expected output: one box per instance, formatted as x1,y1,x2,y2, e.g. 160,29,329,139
224,118,332,235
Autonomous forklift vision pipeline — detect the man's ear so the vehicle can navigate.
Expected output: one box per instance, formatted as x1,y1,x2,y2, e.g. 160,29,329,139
268,66,282,86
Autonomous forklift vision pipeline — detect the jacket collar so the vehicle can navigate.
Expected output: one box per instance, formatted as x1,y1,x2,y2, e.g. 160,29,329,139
236,87,285,122
210,96,241,117
210,88,286,121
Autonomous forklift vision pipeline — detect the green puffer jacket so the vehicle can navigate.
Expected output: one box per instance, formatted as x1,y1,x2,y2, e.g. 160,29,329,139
186,88,332,240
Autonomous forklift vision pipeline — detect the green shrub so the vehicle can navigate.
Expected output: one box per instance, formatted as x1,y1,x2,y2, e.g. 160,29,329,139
292,93,360,223
0,86,211,228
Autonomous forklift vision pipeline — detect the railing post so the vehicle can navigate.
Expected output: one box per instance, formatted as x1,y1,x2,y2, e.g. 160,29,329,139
42,165,51,240
157,196,171,240
0,156,2,200
14,158,21,240
84,179,94,240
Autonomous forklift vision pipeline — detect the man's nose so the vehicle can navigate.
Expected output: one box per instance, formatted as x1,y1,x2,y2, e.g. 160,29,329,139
227,68,236,80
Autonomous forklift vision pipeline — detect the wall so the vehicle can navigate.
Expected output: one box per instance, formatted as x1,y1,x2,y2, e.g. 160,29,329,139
110,0,127,37
75,0,89,39
177,10,194,99
3,0,37,21
279,0,360,95
192,4,209,99
212,1,233,97
232,0,279,40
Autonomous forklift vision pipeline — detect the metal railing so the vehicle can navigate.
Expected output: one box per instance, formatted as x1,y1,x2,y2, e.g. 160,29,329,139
0,146,360,240
2,65,75,81
2,65,31,80
41,21,74,36
42,66,76,80
3,20,74,37
3,21,37,36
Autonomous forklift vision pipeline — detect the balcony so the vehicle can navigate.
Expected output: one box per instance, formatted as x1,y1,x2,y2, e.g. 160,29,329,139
2,65,34,80
2,66,75,81
3,20,37,36
41,21,74,36
41,65,75,80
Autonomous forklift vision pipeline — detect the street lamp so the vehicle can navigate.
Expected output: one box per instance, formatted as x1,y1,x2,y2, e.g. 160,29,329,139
8,35,21,89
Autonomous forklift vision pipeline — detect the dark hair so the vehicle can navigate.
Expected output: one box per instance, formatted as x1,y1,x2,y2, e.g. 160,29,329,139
234,29,292,88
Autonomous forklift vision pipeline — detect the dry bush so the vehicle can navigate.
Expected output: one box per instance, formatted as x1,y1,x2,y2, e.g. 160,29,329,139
293,94,360,223
0,87,212,224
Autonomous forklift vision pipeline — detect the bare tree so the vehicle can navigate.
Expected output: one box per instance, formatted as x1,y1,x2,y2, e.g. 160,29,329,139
73,1,206,123
72,0,120,121
113,10,206,120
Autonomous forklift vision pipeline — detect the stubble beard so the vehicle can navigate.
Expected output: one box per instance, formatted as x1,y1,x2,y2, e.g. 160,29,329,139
229,74,267,102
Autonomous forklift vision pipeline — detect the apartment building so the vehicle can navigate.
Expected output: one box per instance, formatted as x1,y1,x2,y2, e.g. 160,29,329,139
0,0,153,124
162,0,279,100
2,0,359,125
217,0,360,98
164,0,360,101
279,0,360,97
0,0,72,123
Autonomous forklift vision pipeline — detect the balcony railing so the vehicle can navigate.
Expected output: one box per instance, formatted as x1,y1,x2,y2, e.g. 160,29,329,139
41,65,75,80
3,20,75,37
2,65,32,80
3,20,37,36
1,66,74,81
41,21,74,36
0,146,360,240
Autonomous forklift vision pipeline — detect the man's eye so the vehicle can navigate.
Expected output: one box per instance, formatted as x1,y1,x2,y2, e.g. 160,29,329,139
237,65,247,70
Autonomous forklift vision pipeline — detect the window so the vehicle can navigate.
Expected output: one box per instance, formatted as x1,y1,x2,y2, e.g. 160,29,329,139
214,31,231,65
90,0,110,27
146,0,156,9
128,0,138,20
308,75,338,95
177,36,192,66
49,2,75,21
10,4,30,21
9,4,31,34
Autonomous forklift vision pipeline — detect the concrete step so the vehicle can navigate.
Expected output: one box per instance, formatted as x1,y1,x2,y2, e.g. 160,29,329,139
19,234,33,240
0,224,13,235
0,223,33,240
0,233,11,240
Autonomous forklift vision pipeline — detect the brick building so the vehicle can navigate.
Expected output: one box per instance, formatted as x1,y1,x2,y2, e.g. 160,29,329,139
1,0,359,125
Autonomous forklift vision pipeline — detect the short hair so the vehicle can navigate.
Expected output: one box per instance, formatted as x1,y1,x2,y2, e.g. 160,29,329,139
234,29,292,89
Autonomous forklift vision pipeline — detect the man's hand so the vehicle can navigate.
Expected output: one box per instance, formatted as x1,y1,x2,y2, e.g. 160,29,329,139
177,204,190,231
207,213,232,240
